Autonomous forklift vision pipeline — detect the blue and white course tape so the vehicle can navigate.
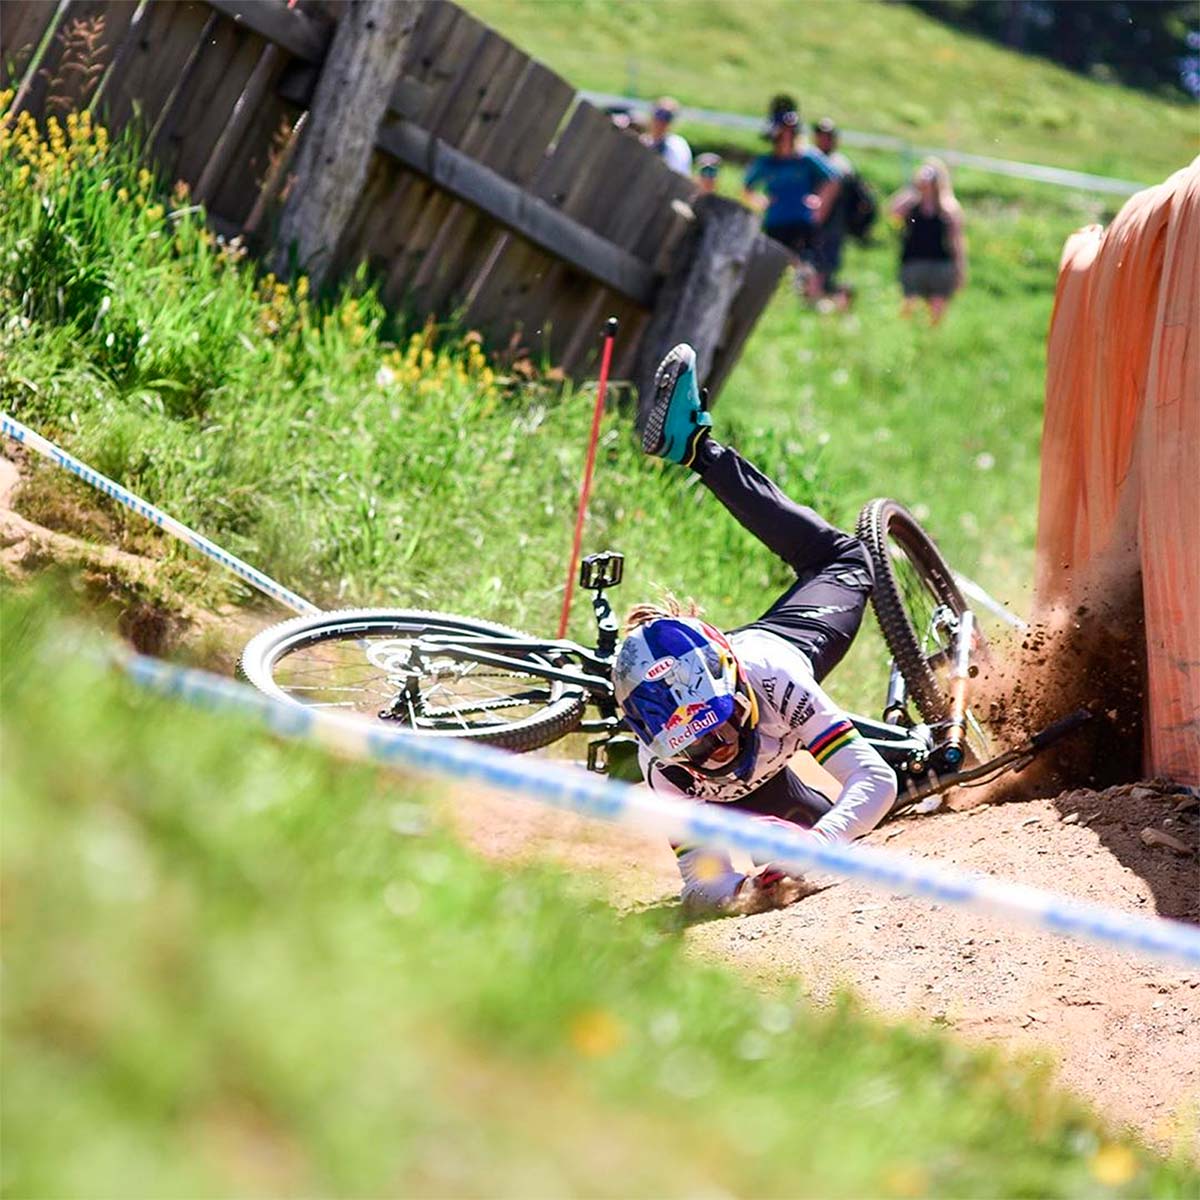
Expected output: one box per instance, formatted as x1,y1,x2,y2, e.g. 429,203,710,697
116,646,1200,969
1,412,318,615
8,411,1197,966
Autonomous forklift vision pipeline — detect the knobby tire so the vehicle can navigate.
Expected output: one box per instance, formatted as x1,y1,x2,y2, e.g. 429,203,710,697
856,498,976,724
239,608,587,753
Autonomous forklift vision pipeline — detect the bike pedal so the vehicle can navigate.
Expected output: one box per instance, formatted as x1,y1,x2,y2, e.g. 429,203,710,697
579,551,624,590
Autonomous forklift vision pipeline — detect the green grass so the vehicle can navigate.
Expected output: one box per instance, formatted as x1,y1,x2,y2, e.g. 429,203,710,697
4,587,1196,1198
1,106,1089,721
3,76,1197,1195
464,0,1198,184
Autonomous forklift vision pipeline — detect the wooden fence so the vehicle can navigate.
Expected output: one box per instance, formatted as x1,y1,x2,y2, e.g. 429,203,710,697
1,0,787,395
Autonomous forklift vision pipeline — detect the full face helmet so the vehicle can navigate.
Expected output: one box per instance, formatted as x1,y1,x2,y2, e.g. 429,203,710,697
614,617,760,779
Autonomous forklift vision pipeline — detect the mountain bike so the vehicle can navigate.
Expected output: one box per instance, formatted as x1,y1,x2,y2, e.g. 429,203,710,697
239,499,1089,816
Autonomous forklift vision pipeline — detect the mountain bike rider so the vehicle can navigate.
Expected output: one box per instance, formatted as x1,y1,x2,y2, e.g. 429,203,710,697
615,344,897,915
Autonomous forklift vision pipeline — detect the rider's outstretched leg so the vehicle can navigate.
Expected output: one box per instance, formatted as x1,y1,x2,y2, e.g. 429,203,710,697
644,342,874,682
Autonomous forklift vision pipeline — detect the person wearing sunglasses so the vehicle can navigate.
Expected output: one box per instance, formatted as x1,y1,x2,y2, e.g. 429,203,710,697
614,343,897,915
694,152,722,195
640,96,693,177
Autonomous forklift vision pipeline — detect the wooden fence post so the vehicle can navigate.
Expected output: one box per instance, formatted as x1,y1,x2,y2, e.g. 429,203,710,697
271,0,422,286
632,194,764,425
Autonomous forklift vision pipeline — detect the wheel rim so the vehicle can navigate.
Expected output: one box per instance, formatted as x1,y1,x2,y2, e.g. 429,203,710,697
888,533,990,760
890,541,956,689
265,627,571,734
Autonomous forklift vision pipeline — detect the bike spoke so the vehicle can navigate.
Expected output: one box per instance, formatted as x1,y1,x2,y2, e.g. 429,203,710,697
263,626,572,734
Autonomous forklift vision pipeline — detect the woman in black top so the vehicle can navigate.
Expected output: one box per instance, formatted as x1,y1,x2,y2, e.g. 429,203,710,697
888,157,967,325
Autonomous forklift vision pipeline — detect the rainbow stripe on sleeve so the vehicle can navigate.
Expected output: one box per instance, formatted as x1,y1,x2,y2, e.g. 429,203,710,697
808,719,859,764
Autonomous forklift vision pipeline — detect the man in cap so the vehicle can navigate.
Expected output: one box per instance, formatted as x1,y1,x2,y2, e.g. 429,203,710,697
694,151,722,195
642,96,693,176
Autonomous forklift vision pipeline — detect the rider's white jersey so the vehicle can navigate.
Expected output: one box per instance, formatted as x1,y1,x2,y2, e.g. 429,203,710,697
638,626,897,846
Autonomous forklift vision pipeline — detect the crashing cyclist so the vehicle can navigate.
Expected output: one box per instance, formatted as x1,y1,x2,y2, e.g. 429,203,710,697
615,344,897,915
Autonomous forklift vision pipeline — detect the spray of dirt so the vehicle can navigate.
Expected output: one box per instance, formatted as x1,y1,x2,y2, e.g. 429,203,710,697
979,549,1147,794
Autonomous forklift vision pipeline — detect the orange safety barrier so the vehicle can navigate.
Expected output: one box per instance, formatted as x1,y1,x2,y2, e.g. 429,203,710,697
1035,158,1199,783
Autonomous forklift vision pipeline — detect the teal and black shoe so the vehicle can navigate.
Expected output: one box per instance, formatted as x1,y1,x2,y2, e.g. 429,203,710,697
643,343,712,467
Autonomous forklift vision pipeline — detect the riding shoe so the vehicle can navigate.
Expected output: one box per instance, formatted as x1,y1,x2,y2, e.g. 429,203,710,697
643,343,712,468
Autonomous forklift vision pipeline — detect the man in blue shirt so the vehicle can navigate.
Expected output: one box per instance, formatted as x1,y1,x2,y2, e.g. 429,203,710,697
743,104,841,299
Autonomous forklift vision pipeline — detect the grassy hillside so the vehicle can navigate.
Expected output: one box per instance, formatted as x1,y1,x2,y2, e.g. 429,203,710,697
465,0,1198,184
2,72,1198,1199
0,94,1093,714
5,588,1196,1197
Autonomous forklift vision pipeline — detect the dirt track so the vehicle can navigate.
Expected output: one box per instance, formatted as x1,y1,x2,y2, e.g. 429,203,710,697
3,447,1198,1151
451,778,1199,1150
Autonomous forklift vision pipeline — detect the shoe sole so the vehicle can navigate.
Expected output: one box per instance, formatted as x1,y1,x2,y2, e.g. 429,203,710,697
643,350,687,456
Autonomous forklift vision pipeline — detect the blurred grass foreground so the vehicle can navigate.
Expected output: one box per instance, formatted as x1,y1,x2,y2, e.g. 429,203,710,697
3,590,1195,1198
1,70,1198,1200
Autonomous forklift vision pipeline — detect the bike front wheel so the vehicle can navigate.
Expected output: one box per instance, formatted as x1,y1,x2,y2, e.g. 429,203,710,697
856,498,989,726
239,609,588,753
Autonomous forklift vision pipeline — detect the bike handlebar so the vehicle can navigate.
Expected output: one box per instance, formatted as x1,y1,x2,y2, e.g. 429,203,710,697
1028,708,1092,751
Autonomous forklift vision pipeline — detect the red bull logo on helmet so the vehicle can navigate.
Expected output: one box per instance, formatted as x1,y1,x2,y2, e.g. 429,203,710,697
663,700,707,732
665,706,719,751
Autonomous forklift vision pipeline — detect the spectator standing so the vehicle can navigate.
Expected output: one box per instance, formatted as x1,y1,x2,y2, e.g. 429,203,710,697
888,158,967,325
811,117,855,306
694,152,722,195
642,97,692,176
742,103,840,300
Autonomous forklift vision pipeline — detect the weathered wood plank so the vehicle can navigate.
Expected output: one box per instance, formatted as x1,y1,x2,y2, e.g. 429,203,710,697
478,106,667,362
328,0,462,281
89,0,153,113
180,25,278,200
464,101,610,335
102,1,211,136
407,57,574,314
272,0,420,285
203,0,330,63
359,7,488,285
703,234,789,399
212,60,300,229
382,28,527,303
524,141,664,372
554,142,668,373
149,11,255,183
633,194,773,419
1,1,64,93
375,117,658,306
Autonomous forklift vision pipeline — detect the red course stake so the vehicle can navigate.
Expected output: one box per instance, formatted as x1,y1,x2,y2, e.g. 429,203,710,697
557,317,618,638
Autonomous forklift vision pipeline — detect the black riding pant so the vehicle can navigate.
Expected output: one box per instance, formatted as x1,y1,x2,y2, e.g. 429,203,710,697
694,441,876,826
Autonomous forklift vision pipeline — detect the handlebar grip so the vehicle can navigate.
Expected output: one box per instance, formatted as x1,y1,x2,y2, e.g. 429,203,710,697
1028,708,1092,751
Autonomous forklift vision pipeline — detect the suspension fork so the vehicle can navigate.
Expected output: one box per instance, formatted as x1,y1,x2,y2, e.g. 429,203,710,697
943,609,975,768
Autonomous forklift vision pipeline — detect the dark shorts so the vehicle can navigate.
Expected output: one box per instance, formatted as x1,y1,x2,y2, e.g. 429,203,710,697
901,258,957,298
810,225,845,279
766,221,818,263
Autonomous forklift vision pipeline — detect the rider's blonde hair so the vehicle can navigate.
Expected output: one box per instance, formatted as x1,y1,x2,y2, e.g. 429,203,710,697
623,592,704,634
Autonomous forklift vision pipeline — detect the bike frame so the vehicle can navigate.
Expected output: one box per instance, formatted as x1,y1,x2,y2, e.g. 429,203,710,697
398,551,1089,814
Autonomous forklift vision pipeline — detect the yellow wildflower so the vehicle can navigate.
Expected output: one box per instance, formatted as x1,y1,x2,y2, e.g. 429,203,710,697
568,1009,625,1058
1090,1145,1138,1188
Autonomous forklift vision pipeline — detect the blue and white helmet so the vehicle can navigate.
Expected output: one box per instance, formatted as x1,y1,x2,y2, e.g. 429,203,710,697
614,617,759,777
